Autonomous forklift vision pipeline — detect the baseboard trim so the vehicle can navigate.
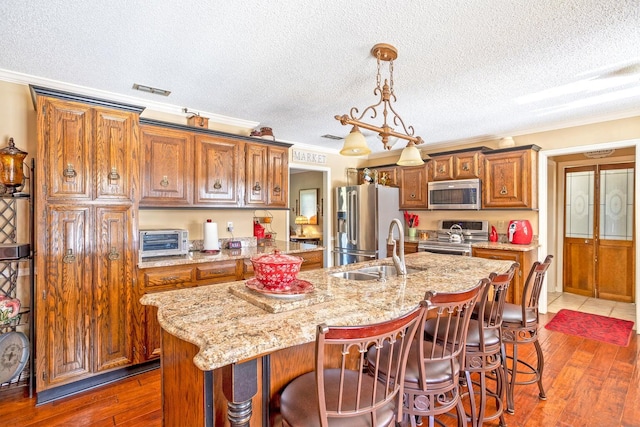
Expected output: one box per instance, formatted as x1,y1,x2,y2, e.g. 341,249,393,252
36,360,160,405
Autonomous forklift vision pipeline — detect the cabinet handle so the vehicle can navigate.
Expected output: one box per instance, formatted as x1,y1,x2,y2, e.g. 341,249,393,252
462,162,470,171
438,166,445,173
160,176,169,187
500,185,508,195
63,163,77,179
273,185,281,193
410,193,416,199
108,247,120,261
108,167,120,180
63,249,76,263
213,179,222,189
253,182,261,192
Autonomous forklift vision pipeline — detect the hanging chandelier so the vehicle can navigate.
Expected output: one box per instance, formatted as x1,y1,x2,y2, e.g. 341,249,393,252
335,43,425,166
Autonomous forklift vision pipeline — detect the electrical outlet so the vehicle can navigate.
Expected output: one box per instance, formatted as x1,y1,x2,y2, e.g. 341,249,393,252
227,222,233,232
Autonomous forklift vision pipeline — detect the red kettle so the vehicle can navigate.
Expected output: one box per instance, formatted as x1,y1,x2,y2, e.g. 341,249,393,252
508,220,533,244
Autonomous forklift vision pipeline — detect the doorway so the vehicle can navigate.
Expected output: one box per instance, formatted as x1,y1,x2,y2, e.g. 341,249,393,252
289,164,332,267
563,162,635,302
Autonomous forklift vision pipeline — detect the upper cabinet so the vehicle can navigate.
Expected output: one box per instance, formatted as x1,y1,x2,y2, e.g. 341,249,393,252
140,126,194,206
429,149,484,182
399,164,429,209
139,119,291,208
194,135,243,206
482,145,539,209
38,98,139,202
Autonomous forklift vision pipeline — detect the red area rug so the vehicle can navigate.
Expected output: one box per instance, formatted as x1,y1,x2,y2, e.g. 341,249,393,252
545,309,634,347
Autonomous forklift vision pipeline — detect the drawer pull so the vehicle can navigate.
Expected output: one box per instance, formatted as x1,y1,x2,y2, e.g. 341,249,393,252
273,185,281,193
108,167,120,180
410,193,416,199
63,249,76,263
462,162,470,171
63,163,77,179
253,182,261,192
160,176,169,187
108,247,120,261
500,185,508,195
213,179,222,189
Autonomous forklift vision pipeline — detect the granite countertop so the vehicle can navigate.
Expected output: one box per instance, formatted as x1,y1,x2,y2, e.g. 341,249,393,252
141,252,514,371
471,241,539,252
138,240,324,268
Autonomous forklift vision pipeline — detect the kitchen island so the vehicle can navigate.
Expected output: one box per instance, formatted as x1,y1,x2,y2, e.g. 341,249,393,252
141,252,514,427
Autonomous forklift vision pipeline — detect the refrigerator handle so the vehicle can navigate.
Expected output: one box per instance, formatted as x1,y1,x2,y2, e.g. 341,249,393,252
348,189,357,245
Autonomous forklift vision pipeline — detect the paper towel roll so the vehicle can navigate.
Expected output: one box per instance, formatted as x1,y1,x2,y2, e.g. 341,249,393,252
203,220,220,252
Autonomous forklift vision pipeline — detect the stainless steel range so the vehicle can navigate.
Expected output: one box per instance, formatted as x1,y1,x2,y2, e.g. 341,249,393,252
418,220,489,256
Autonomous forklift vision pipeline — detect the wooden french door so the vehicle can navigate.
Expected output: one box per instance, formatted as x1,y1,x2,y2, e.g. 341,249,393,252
563,163,635,302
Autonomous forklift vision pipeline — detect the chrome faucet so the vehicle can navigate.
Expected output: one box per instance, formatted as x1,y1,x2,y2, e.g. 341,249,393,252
387,219,407,276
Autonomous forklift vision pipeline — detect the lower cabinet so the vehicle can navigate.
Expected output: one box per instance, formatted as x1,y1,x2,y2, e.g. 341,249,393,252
471,247,537,305
387,241,419,256
36,205,135,390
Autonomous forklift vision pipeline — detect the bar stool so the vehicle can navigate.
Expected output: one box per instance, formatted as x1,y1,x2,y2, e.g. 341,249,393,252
367,281,485,427
279,302,426,427
461,263,517,427
501,255,553,414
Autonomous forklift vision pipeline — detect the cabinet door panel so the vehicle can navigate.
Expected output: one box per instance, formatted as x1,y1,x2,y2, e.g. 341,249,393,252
95,108,138,201
38,206,92,388
141,126,193,205
483,150,533,209
399,165,428,209
430,156,454,181
41,99,93,200
94,206,134,371
194,136,242,206
268,146,288,207
245,144,268,206
455,152,482,180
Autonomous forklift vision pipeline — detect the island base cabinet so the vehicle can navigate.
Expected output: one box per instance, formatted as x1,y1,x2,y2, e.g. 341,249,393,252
160,330,265,427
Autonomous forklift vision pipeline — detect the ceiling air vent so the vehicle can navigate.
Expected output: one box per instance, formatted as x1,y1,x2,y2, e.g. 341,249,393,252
132,83,171,96
321,134,343,140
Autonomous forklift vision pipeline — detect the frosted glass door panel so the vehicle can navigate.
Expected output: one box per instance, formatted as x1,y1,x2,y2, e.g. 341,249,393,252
599,168,634,241
565,170,594,238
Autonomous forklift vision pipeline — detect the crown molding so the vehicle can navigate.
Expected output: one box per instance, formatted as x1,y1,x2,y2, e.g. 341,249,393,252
0,68,259,129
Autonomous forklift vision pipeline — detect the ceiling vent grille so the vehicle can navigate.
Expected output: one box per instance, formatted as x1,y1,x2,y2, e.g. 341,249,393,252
132,83,171,96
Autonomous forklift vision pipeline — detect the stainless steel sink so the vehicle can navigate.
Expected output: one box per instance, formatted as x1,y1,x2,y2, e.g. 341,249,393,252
357,265,422,275
329,265,422,281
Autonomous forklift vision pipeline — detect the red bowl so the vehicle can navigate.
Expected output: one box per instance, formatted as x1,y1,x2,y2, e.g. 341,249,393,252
250,250,303,290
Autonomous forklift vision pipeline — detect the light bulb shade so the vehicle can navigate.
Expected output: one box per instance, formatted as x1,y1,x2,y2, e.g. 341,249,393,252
340,127,371,156
396,144,424,166
0,138,27,193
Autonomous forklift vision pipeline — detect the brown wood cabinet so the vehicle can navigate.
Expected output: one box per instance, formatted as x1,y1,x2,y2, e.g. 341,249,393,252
140,125,194,206
140,121,290,208
387,241,419,256
472,246,537,305
245,143,288,207
399,164,429,209
34,90,143,392
137,259,244,362
194,134,243,206
429,150,484,182
482,146,539,209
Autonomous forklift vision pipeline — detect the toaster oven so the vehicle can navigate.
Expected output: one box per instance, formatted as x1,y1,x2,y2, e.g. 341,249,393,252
139,229,189,259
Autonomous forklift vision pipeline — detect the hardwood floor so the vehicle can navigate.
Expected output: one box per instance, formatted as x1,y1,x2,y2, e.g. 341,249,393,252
1,312,638,426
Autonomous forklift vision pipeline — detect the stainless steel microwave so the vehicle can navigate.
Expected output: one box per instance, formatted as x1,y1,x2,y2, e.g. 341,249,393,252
427,178,481,210
139,229,189,258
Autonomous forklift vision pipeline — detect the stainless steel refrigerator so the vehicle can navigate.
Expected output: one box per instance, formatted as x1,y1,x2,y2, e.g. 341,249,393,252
333,184,402,266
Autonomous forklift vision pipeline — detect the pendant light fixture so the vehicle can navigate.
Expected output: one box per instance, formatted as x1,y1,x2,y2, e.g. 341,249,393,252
335,43,425,166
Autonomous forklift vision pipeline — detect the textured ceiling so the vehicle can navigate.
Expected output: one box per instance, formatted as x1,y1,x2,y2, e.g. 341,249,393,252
1,0,639,155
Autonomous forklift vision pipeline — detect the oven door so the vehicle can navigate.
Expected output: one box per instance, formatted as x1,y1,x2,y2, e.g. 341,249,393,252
418,243,471,256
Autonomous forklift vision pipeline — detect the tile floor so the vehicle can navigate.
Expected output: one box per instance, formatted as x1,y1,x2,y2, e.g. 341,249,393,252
547,291,637,329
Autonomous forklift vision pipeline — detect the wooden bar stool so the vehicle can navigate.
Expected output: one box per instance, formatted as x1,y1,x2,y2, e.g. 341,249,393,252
501,255,553,414
461,263,518,427
367,281,486,427
279,302,426,427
